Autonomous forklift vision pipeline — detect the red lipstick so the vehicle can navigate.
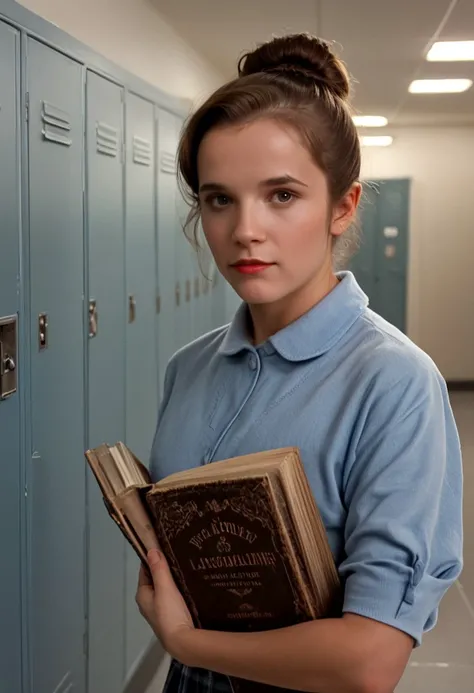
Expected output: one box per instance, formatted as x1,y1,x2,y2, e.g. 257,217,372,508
232,259,273,275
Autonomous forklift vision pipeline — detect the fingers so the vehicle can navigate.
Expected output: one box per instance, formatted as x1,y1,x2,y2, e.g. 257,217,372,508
147,548,163,569
147,549,166,583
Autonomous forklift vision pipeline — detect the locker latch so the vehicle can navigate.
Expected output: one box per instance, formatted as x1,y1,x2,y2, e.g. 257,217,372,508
0,315,17,400
38,313,48,350
128,295,136,324
89,300,98,338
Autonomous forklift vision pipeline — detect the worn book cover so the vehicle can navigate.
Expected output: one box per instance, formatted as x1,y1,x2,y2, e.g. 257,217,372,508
85,445,341,692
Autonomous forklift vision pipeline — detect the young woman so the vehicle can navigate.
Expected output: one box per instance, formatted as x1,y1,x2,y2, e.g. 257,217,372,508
136,34,463,693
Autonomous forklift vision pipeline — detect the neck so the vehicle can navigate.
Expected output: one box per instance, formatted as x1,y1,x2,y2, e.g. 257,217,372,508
248,268,339,346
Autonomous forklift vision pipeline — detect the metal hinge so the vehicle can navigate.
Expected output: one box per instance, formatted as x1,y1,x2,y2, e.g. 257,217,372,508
25,92,29,122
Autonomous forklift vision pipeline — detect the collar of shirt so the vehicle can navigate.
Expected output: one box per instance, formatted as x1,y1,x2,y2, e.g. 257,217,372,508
218,271,369,362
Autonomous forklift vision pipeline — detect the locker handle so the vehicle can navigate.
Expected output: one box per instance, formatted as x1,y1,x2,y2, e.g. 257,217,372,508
38,313,48,350
128,295,136,323
89,300,98,338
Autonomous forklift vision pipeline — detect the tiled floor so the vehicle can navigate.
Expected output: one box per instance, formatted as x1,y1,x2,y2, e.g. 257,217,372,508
146,392,474,693
396,392,474,693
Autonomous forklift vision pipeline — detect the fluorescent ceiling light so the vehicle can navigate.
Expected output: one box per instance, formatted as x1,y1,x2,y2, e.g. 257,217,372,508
409,78,472,93
353,115,388,127
360,136,393,147
427,41,474,61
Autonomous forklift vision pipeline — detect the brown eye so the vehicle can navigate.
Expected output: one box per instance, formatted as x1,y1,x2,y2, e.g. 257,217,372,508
210,194,230,208
273,190,294,204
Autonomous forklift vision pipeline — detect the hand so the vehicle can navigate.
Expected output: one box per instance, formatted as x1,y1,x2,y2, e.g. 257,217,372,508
135,549,195,659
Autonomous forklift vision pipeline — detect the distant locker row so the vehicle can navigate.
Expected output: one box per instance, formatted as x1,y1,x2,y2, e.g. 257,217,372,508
0,18,226,693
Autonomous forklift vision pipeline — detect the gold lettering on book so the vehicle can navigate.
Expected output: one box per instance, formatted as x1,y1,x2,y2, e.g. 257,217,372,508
205,571,260,581
212,580,262,589
226,610,273,620
189,551,277,571
189,518,258,550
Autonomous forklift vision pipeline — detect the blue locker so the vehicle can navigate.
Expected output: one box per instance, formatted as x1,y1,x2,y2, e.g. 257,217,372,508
192,245,203,341
0,20,22,693
349,183,379,300
373,179,410,333
124,92,158,671
86,70,127,693
156,107,178,393
172,114,191,350
349,179,410,332
182,202,195,345
174,187,189,349
26,38,86,693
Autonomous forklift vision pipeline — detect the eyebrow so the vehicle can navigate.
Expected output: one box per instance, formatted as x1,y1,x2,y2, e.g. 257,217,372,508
199,175,308,194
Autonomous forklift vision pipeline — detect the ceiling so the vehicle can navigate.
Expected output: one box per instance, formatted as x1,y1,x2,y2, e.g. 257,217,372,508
150,0,474,126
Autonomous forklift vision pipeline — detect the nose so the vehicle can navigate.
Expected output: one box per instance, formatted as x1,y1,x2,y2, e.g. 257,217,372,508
231,203,266,246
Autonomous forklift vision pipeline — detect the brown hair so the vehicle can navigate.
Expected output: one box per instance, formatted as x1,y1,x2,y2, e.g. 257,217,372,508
177,33,361,267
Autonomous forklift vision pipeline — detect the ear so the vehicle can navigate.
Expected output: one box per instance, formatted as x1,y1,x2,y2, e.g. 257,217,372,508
330,183,362,238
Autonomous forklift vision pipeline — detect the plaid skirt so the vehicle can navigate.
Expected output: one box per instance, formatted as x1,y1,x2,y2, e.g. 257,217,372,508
163,659,233,693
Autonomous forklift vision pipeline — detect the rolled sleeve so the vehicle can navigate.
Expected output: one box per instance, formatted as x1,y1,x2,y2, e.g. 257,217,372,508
339,361,463,645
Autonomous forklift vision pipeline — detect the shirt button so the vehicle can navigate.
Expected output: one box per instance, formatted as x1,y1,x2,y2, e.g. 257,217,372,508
248,354,258,370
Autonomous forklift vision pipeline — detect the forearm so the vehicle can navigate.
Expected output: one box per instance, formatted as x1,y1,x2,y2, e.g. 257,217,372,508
175,616,383,693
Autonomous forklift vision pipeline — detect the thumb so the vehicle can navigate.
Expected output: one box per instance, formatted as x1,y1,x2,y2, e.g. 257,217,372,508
147,548,168,585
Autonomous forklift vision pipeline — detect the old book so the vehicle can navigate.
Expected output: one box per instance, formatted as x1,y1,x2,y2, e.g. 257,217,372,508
85,444,341,693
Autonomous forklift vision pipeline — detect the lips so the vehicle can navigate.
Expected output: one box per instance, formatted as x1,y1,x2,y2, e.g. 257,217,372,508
232,260,273,275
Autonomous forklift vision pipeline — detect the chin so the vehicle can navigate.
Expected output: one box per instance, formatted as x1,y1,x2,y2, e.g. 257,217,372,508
230,282,286,306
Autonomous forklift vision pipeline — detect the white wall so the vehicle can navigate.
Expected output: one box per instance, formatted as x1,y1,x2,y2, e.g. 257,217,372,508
17,0,223,106
361,126,474,382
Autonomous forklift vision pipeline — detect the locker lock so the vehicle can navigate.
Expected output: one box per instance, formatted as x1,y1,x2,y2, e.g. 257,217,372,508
3,355,15,372
0,315,17,400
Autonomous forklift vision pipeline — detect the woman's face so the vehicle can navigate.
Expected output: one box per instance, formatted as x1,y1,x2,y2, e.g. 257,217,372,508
197,118,359,309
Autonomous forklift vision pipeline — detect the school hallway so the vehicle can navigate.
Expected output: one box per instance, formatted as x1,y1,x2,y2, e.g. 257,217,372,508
1,1,474,693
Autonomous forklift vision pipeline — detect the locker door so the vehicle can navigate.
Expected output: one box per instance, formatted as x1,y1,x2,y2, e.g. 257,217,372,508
350,179,409,332
0,21,22,693
173,116,188,349
194,244,208,339
86,71,126,693
349,182,378,300
175,196,189,349
183,205,195,345
156,108,178,394
27,38,86,693
373,179,410,333
124,92,157,671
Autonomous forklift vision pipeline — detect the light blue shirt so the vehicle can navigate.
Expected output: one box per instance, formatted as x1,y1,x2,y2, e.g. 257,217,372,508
150,271,463,646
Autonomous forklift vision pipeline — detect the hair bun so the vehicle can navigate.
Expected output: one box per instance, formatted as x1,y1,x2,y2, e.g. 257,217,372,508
238,34,350,101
